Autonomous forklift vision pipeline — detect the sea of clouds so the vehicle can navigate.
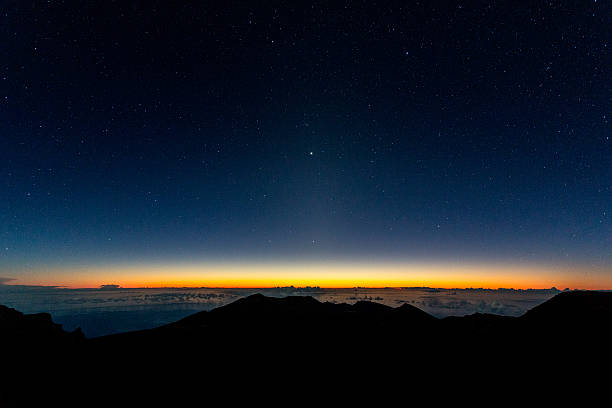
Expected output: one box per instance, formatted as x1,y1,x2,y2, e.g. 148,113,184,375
0,282,559,337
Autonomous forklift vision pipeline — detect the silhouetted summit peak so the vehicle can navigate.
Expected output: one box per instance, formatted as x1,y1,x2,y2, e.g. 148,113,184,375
351,300,393,313
216,293,323,313
521,290,612,325
4,290,612,360
0,305,84,348
395,302,439,321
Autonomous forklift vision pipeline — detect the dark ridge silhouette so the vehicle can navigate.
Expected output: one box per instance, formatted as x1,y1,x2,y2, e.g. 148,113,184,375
172,292,435,328
0,304,84,348
522,290,612,321
3,291,612,352
80,290,612,359
2,290,610,405
92,292,439,351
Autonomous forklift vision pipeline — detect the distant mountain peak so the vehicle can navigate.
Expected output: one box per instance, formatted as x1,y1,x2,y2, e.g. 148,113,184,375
0,304,84,346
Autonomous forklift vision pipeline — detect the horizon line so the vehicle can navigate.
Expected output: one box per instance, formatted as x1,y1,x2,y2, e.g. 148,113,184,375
2,283,605,291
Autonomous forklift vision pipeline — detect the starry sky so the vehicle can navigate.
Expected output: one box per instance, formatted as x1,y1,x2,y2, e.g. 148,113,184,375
1,1,610,288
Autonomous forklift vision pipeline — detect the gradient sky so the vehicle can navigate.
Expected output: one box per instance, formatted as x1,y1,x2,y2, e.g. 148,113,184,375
1,1,610,288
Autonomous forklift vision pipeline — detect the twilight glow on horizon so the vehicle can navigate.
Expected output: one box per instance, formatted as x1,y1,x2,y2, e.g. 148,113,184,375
1,2,610,290
5,260,611,290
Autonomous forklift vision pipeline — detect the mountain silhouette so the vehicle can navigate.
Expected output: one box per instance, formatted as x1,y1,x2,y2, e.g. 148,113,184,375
2,290,610,405
0,304,84,349
75,290,611,362
172,292,435,327
522,290,612,322
3,290,612,351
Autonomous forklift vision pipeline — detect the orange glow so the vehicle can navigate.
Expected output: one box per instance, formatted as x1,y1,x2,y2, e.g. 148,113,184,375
4,260,611,289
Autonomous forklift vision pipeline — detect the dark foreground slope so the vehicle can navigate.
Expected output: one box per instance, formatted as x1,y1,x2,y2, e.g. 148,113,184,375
0,304,84,348
92,290,612,347
3,290,612,355
93,293,439,353
2,291,612,405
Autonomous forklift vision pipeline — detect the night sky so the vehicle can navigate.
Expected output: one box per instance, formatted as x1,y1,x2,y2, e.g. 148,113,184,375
1,1,610,288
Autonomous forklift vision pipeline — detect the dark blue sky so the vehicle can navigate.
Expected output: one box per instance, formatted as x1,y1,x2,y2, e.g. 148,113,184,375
1,1,610,284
